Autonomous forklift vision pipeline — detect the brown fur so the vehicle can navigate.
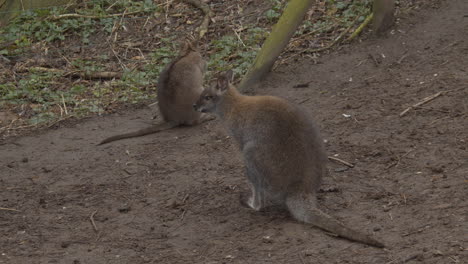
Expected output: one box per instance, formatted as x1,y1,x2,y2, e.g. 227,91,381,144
98,41,212,145
193,70,384,248
373,0,395,35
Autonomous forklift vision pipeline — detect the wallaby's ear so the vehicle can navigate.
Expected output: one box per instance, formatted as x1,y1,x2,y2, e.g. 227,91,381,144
216,70,234,92
180,37,196,54
187,35,199,51
216,75,229,91
225,70,234,83
183,40,192,51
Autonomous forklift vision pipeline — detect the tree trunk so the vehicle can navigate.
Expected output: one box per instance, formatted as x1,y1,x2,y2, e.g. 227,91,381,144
373,0,395,35
238,0,314,91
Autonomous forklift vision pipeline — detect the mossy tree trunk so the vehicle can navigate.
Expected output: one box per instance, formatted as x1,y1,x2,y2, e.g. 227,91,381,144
238,0,313,91
0,0,74,27
373,0,395,35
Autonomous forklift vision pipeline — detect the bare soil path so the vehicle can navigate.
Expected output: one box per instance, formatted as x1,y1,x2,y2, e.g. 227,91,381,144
1,1,467,263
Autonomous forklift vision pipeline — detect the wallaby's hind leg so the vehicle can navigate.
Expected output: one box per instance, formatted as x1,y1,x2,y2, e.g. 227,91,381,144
285,192,320,223
246,181,264,211
239,174,266,211
240,142,267,211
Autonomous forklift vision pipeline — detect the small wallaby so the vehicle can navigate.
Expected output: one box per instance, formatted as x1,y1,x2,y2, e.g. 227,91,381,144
98,40,212,145
193,70,384,248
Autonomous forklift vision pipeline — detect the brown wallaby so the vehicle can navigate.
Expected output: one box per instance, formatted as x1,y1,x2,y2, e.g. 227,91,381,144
193,70,385,248
98,40,212,145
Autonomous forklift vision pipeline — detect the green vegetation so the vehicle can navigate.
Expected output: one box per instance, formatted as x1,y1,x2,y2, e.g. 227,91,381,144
208,27,267,78
331,0,372,23
0,0,373,130
264,0,286,22
0,0,160,49
297,0,372,36
0,0,163,127
1,71,95,124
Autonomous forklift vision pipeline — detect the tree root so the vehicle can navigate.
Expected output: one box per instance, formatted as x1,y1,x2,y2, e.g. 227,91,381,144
346,13,374,42
181,0,213,39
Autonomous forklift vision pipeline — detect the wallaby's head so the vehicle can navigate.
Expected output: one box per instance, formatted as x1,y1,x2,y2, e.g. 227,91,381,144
193,70,234,113
180,38,207,74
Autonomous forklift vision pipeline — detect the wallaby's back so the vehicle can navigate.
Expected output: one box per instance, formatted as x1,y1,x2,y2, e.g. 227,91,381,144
233,94,383,247
224,94,326,196
97,41,208,145
157,43,206,125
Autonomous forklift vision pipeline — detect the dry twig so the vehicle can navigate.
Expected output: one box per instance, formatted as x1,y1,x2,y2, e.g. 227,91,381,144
328,156,355,168
397,52,409,64
399,91,445,117
0,207,20,212
61,93,68,116
89,210,98,232
180,209,187,221
385,148,414,170
402,225,430,237
108,43,127,71
49,10,144,20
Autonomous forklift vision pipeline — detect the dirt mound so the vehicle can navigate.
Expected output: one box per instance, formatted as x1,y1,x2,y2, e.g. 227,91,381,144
1,0,467,263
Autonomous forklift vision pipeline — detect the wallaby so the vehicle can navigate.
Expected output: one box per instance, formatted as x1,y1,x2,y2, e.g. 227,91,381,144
193,70,385,248
98,40,212,145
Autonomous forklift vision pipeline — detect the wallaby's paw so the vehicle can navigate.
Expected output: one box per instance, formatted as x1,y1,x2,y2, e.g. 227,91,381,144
239,192,251,209
201,113,216,122
239,192,264,211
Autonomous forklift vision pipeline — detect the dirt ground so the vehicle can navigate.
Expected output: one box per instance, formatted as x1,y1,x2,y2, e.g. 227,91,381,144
1,0,467,263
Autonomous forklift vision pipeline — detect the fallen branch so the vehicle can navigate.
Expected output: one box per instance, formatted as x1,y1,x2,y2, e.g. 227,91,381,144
49,10,144,20
328,156,355,168
346,13,374,42
89,210,98,232
27,66,122,80
181,0,213,39
399,91,445,117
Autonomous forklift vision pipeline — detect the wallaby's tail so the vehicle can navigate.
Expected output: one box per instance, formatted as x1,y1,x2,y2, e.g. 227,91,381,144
286,194,385,248
98,122,178,145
